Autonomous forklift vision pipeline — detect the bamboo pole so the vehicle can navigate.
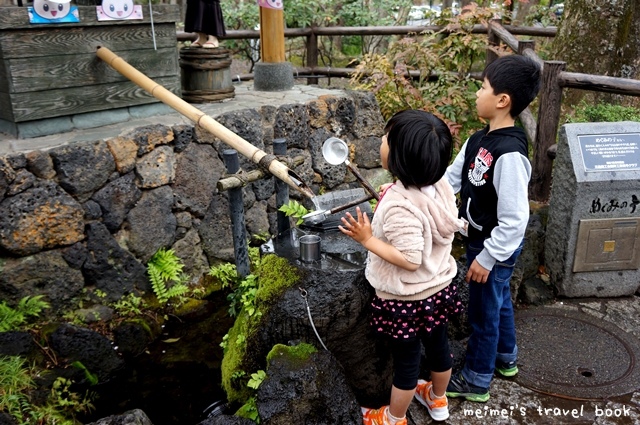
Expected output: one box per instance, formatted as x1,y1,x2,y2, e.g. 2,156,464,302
259,7,285,63
217,155,306,192
96,46,315,199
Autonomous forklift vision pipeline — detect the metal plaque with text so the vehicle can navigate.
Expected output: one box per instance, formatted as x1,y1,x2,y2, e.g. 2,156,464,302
577,133,640,172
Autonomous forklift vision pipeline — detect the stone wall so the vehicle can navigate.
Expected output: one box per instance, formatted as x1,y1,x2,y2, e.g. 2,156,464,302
0,90,387,311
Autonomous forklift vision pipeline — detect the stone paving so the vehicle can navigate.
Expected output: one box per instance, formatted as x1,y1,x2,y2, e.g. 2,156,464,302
407,295,640,425
0,82,344,155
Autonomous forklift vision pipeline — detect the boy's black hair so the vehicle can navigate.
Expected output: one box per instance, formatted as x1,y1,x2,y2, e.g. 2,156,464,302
384,110,453,188
482,55,542,118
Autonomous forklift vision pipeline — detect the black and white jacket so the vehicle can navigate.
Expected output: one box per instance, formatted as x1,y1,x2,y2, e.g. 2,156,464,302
445,126,531,271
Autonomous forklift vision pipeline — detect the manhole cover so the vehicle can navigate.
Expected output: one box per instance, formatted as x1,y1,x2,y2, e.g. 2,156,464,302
515,306,640,400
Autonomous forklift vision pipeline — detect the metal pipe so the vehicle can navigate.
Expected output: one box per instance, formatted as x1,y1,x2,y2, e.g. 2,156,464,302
273,139,290,235
224,150,250,278
96,46,315,200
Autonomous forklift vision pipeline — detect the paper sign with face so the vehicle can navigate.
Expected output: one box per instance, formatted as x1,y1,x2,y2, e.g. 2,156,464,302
29,0,79,23
102,0,134,18
97,0,143,21
257,0,283,10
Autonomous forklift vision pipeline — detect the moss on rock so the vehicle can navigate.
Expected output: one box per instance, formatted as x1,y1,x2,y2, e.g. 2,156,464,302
255,255,301,308
266,342,317,366
220,254,301,405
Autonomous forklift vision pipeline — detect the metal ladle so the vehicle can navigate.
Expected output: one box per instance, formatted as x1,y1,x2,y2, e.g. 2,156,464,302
301,193,374,225
301,137,380,225
321,137,380,201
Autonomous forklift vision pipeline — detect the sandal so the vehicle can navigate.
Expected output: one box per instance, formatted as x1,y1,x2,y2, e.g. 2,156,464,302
202,41,218,49
190,41,202,48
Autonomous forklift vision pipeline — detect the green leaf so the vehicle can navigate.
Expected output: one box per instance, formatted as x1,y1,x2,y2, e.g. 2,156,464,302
247,370,266,389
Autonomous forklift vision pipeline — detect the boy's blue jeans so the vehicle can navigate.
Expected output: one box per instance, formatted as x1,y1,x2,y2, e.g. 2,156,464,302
461,238,523,390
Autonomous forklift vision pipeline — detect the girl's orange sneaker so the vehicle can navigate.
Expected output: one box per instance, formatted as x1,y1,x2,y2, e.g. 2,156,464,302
361,406,407,425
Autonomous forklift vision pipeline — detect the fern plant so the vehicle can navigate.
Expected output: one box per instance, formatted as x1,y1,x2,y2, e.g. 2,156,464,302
147,248,190,306
0,356,94,425
209,262,239,289
110,293,147,317
0,295,50,332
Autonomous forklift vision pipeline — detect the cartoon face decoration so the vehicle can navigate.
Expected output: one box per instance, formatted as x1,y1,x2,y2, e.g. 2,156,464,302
101,0,135,19
32,0,71,19
258,0,283,9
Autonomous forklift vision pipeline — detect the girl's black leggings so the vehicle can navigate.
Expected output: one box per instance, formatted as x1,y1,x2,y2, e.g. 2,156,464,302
390,323,452,390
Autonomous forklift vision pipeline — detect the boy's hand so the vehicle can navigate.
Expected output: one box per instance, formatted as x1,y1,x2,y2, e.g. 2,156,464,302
379,183,393,197
338,207,372,245
466,259,490,284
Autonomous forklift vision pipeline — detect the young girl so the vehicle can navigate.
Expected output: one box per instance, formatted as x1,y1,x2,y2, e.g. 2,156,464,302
339,110,464,424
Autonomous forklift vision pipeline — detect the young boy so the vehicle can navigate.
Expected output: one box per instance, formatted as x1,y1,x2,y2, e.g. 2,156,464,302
444,54,541,402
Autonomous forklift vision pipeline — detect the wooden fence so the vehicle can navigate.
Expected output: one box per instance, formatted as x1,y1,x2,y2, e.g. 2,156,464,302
179,22,640,202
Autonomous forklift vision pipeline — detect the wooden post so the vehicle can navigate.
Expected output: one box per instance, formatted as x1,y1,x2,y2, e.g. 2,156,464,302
518,40,535,56
260,7,285,63
306,25,319,85
530,61,566,202
254,3,293,91
486,18,501,66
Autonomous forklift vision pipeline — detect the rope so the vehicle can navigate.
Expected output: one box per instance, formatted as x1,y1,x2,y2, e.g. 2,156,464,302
299,288,328,351
258,153,278,172
221,171,250,187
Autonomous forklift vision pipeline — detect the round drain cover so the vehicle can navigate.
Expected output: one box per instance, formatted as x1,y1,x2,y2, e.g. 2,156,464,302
515,306,640,400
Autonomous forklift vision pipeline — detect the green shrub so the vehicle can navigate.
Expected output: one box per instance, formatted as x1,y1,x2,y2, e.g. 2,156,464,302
568,102,640,123
0,356,95,425
349,5,498,147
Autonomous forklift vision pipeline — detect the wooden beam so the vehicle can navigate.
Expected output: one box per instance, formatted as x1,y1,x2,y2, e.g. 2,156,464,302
559,71,640,96
519,106,537,144
486,18,501,66
217,155,306,192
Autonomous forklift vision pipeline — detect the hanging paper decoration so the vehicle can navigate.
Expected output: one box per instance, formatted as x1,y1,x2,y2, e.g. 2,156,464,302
28,0,79,24
257,0,283,10
97,0,143,21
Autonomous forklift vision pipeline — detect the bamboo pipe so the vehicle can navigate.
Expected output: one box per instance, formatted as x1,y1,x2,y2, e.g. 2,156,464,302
96,46,315,199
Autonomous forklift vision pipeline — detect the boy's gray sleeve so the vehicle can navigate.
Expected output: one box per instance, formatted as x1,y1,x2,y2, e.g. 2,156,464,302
475,152,531,270
445,140,468,194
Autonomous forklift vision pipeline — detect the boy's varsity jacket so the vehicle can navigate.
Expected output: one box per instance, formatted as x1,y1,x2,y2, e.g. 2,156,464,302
366,179,464,301
445,126,531,271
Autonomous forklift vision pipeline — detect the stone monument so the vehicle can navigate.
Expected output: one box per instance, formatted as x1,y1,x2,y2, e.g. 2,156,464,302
545,122,640,297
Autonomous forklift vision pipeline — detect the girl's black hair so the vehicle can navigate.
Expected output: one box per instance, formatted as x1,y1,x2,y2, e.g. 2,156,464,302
384,110,453,188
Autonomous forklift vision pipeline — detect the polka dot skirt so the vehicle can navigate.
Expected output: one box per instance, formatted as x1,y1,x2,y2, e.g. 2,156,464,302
370,284,463,340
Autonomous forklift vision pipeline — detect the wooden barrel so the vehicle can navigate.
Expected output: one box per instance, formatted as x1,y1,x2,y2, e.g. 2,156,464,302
179,47,235,103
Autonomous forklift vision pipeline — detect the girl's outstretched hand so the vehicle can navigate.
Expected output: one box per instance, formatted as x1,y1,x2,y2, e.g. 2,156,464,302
338,207,372,245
